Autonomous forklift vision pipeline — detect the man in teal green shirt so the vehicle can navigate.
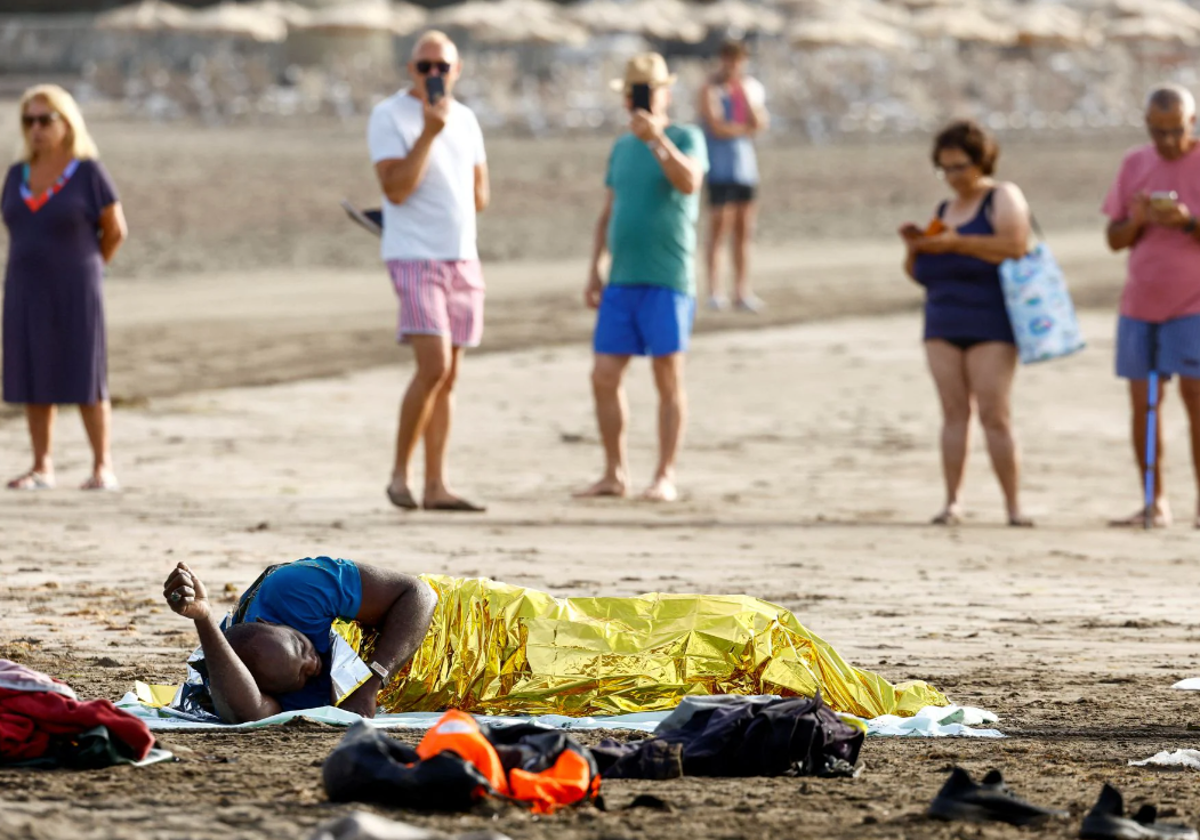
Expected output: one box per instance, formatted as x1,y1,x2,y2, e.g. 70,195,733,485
578,53,709,503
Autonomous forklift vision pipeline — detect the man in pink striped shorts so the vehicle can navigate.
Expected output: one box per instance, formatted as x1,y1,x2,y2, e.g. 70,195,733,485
368,30,489,512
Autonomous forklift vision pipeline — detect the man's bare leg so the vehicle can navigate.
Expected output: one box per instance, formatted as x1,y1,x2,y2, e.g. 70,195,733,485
731,201,759,309
644,352,686,502
576,353,632,497
389,335,451,508
704,205,732,307
422,347,472,507
1179,377,1200,526
925,340,971,523
1111,378,1171,526
7,404,56,489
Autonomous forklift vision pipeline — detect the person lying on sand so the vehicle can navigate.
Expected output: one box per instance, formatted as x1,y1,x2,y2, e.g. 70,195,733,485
163,557,436,723
165,557,945,724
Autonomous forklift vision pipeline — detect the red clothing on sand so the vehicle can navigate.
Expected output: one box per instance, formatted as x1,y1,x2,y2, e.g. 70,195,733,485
0,688,154,762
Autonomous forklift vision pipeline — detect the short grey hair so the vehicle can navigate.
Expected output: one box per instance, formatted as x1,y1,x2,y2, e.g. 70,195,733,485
1146,84,1197,120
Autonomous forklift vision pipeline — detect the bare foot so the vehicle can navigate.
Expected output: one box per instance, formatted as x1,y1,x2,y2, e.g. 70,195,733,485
573,476,627,498
422,490,486,512
641,475,678,502
1109,502,1171,529
386,481,418,510
930,503,963,525
1008,515,1034,528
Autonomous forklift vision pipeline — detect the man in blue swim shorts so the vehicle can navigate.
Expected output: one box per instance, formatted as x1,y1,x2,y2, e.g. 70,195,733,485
163,557,436,723
579,53,709,503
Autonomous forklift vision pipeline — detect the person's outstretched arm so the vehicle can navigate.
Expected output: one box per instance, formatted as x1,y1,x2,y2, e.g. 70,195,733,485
338,564,437,717
163,563,282,724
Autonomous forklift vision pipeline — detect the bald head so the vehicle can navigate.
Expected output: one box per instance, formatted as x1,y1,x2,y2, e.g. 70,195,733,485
411,30,458,63
1145,84,1197,161
225,621,322,696
407,30,462,102
1147,85,1196,120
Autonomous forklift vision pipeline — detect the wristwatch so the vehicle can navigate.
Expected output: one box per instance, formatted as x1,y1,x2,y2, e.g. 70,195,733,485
368,660,391,682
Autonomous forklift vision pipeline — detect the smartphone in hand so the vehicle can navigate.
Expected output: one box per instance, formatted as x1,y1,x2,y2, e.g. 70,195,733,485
1150,190,1179,211
631,83,651,112
426,76,445,106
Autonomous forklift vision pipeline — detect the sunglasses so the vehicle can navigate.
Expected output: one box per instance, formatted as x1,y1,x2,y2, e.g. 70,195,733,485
416,60,452,76
21,113,59,129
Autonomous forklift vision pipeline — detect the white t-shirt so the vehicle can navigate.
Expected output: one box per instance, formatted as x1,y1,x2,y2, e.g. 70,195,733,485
367,89,487,262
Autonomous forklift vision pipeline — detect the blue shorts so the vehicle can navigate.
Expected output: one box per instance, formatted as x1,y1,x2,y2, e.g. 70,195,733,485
593,284,695,358
1116,314,1200,379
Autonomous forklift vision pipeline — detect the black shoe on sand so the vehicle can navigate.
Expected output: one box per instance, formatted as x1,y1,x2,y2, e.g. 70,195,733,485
928,767,1067,826
1080,784,1199,840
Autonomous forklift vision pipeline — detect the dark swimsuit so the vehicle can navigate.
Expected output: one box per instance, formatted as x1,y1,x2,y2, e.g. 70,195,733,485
912,190,1016,349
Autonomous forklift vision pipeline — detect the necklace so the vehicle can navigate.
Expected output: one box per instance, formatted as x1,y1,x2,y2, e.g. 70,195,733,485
21,159,79,213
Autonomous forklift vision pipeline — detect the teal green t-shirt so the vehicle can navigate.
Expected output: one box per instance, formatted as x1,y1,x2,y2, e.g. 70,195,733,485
605,124,709,296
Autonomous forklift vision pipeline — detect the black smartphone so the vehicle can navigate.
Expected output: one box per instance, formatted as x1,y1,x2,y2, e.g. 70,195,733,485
426,76,445,106
631,83,651,112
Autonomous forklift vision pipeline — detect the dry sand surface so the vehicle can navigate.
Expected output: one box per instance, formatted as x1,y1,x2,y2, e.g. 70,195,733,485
4,122,1200,839
6,307,1200,839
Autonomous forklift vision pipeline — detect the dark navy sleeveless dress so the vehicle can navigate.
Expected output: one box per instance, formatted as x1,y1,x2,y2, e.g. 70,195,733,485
913,190,1015,347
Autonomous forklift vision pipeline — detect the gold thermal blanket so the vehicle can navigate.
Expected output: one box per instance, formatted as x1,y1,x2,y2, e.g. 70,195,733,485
376,575,945,719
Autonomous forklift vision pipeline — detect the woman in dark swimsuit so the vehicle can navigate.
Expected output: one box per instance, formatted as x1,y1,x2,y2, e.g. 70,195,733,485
898,121,1033,527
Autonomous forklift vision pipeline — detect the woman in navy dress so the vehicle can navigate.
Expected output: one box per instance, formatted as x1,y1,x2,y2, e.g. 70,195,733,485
2,85,127,490
898,121,1033,526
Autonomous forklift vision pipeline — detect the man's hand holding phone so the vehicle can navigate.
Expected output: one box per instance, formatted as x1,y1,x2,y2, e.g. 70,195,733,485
1147,190,1194,230
422,77,450,137
630,108,665,144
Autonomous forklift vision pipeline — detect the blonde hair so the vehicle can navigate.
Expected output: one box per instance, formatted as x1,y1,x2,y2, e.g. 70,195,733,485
17,84,99,163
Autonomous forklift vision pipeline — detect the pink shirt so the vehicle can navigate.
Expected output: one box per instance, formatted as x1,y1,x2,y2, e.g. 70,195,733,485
1103,143,1200,323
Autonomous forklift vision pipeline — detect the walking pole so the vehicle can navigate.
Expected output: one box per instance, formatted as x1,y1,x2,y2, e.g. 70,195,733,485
1144,325,1160,530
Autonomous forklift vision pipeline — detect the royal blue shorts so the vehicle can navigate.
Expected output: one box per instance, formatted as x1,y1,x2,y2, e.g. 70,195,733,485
1116,314,1200,380
593,284,695,358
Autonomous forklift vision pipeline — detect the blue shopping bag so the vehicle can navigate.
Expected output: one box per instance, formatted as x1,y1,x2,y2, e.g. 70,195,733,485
1000,233,1086,365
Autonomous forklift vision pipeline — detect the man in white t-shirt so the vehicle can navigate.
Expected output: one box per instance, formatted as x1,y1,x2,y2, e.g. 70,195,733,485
368,30,489,513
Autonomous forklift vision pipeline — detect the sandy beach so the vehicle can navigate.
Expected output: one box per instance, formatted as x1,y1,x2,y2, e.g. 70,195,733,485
4,120,1200,839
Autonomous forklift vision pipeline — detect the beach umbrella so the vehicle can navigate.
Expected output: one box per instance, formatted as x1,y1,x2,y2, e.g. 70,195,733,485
293,0,426,36
908,6,1018,46
429,0,590,46
1105,16,1200,46
1011,5,1097,49
567,0,705,43
695,0,786,37
95,0,193,32
175,2,289,42
787,15,915,51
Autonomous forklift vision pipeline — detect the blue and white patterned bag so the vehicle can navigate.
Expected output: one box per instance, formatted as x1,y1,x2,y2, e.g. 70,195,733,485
1000,233,1085,365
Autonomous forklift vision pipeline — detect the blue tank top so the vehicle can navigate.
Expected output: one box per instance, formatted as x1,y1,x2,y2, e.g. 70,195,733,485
913,190,1015,344
704,83,759,187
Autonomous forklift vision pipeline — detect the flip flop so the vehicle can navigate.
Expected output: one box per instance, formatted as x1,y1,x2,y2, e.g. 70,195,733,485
386,486,419,510
6,471,54,491
1109,508,1171,529
80,473,120,492
930,510,962,526
422,498,487,513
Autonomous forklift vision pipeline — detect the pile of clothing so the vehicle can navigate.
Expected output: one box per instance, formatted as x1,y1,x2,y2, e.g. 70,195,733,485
323,693,863,813
0,659,156,769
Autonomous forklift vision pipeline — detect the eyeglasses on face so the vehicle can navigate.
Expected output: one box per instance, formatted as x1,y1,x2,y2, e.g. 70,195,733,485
936,163,974,177
416,60,452,76
21,113,59,130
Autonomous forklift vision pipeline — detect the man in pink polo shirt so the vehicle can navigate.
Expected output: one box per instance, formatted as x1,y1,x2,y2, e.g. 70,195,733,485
1103,85,1200,528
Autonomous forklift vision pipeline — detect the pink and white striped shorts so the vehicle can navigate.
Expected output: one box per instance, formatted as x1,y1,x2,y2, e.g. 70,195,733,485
387,259,485,348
